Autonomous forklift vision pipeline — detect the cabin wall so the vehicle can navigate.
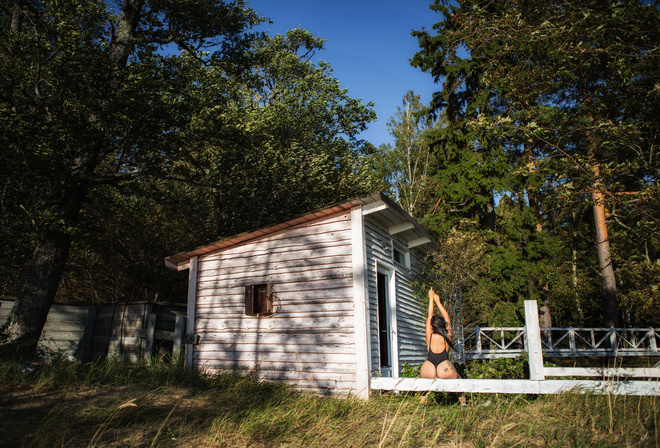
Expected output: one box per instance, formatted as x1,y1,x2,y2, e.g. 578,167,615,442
364,217,427,377
192,213,358,395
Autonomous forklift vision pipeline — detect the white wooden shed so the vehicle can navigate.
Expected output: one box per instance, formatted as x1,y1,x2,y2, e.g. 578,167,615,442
165,192,439,398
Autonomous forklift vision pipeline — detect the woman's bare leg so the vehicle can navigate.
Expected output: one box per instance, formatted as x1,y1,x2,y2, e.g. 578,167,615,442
436,361,467,405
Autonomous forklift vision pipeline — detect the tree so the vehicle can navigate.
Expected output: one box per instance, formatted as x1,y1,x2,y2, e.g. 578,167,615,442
413,0,660,327
195,28,377,237
0,0,262,352
374,91,434,219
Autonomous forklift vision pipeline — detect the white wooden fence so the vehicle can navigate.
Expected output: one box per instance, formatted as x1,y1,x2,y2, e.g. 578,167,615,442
461,325,659,360
371,301,660,396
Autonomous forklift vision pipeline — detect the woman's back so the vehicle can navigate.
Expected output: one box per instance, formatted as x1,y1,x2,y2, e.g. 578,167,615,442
429,331,447,354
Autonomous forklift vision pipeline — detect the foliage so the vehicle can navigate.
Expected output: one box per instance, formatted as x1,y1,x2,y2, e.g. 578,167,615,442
193,27,378,237
400,362,421,378
412,0,660,327
373,91,435,219
465,356,528,380
0,2,377,313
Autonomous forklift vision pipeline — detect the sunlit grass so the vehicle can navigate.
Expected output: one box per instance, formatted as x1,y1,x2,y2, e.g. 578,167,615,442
0,358,657,447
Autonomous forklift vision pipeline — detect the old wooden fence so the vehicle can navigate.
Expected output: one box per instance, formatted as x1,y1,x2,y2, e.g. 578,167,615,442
0,298,186,362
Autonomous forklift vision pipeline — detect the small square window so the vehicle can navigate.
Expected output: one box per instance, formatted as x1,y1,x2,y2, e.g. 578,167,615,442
245,283,273,316
393,246,409,268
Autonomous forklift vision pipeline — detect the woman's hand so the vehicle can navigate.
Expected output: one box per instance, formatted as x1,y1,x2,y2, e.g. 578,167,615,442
429,287,443,310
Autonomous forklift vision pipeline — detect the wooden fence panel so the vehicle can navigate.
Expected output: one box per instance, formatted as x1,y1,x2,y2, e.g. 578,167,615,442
1,298,185,361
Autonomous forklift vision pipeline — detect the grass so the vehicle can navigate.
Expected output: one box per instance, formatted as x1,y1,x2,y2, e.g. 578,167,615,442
0,357,658,447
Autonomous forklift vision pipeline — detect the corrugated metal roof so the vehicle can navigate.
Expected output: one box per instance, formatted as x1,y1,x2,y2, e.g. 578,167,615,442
164,192,438,271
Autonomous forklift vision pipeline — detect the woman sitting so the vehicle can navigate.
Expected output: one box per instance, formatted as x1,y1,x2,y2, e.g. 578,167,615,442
421,287,460,380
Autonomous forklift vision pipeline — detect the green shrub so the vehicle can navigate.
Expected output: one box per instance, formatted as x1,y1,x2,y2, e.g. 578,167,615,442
400,362,420,378
465,356,528,379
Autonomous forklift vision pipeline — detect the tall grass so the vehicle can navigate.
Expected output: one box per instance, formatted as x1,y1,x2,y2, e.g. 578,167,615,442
0,358,658,447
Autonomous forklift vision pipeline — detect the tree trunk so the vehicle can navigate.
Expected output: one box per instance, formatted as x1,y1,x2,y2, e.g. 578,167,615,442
1,231,72,354
587,123,618,328
1,178,88,354
1,0,143,356
592,183,619,327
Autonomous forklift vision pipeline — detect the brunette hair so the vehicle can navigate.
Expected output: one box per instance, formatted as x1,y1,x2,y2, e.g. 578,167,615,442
431,314,455,351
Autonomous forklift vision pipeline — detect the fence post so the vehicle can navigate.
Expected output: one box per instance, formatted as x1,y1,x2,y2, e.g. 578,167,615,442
524,300,545,381
609,329,618,357
476,326,482,354
569,328,576,356
144,313,157,361
172,311,186,361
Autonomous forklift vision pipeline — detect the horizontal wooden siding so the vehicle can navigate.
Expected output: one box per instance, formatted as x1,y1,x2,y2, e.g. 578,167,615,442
193,213,358,395
364,218,427,376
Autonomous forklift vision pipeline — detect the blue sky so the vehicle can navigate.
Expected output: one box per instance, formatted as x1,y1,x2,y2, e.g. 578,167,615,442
247,1,442,148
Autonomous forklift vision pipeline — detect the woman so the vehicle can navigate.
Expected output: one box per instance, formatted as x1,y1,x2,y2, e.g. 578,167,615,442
421,287,460,380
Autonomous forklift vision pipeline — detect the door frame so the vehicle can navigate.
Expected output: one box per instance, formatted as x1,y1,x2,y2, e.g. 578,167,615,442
375,260,399,378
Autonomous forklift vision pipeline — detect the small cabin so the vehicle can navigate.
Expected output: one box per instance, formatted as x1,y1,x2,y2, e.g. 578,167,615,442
165,192,439,398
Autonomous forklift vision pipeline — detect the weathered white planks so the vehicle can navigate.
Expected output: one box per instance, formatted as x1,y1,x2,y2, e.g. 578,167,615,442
544,367,660,378
192,212,359,395
370,377,660,396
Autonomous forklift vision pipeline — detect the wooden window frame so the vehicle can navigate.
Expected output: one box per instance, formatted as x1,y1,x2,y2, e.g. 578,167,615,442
245,283,273,316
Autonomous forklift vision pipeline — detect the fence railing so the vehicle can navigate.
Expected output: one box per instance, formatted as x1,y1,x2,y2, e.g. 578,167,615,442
461,326,660,360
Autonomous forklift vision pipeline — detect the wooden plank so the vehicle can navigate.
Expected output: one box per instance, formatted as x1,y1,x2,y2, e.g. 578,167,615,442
352,206,370,399
195,316,355,332
362,200,388,215
199,234,352,267
196,270,352,291
544,367,660,378
195,358,356,375
140,304,153,359
196,282,353,299
196,298,354,313
196,332,354,346
93,335,144,346
197,342,354,355
186,256,199,368
144,313,157,361
155,329,174,341
195,351,355,365
524,300,545,381
198,259,352,284
200,365,358,395
172,312,186,360
389,222,415,235
199,216,351,262
370,377,660,396
407,236,431,249
196,308,355,320
39,330,85,341
79,305,97,362
198,254,352,280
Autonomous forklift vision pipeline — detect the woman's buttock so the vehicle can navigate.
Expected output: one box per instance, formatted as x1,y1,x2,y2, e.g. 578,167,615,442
436,360,459,379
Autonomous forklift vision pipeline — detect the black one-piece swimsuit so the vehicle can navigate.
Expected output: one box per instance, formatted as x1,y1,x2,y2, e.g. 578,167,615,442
427,333,449,368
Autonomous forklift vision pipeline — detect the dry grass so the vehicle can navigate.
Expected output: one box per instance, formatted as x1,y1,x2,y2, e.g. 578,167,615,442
0,359,658,447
